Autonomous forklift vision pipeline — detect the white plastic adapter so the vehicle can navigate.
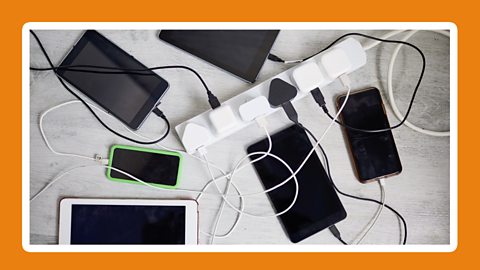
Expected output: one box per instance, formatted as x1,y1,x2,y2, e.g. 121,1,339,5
208,105,238,134
320,48,352,79
291,62,325,93
238,96,271,122
181,123,213,152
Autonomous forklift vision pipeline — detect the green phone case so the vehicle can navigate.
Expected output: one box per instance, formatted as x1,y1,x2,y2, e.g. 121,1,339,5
107,145,183,189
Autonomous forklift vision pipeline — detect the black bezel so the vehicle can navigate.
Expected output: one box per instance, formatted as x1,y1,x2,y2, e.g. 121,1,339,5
57,30,169,130
159,30,279,83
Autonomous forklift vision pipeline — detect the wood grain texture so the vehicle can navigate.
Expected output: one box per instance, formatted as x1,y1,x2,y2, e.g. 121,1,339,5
29,30,450,245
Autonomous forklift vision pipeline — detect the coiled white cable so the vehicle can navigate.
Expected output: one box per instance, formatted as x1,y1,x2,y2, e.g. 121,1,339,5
364,29,450,136
39,101,100,162
386,30,450,137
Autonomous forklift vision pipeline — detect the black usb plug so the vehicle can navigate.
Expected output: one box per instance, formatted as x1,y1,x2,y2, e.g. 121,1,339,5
208,93,221,109
153,107,166,119
311,88,329,113
329,225,347,245
267,53,285,63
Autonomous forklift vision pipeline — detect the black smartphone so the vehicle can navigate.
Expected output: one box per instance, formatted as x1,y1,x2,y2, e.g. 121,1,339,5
57,30,170,130
337,87,402,183
247,125,347,243
106,145,183,189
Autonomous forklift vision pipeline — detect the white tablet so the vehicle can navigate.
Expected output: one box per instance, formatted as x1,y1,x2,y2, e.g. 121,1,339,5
59,198,198,245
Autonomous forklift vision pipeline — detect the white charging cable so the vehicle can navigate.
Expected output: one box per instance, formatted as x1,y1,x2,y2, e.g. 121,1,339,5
364,29,450,137
199,147,299,218
353,179,386,244
39,101,106,162
204,117,272,244
30,163,246,202
386,30,450,137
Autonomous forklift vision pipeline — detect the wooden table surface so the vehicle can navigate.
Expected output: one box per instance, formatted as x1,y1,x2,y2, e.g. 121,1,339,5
29,29,451,245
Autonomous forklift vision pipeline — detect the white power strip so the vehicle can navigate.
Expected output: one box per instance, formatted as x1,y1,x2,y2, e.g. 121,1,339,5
175,38,367,154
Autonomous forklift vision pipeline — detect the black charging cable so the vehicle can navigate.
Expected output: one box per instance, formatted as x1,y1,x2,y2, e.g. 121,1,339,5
270,32,426,133
30,30,170,145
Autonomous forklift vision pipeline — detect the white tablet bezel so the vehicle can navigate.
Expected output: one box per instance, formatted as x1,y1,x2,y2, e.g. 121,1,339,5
58,198,198,245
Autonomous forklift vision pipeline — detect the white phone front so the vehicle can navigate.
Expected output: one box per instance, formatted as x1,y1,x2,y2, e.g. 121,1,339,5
58,198,198,245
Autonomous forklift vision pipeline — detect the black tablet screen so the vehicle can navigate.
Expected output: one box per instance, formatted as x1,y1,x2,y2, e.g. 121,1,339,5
247,125,346,243
57,30,169,129
159,30,279,82
70,204,186,244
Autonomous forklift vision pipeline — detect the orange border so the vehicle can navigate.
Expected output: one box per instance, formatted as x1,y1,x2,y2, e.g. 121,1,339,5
7,0,471,267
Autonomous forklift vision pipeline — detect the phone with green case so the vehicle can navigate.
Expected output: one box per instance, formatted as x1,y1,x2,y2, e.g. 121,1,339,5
107,145,183,189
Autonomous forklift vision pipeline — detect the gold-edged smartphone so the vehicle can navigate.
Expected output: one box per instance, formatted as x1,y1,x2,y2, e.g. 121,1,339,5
337,87,402,183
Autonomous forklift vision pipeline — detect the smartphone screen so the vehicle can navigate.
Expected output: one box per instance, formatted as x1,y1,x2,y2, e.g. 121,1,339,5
338,87,402,183
247,125,346,243
107,145,182,187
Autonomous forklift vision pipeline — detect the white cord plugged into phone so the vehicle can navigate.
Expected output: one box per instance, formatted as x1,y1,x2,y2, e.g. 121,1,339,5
29,163,247,202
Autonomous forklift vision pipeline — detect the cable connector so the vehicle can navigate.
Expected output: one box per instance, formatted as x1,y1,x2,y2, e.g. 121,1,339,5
329,225,347,245
378,178,386,186
255,116,268,129
268,53,303,64
94,154,109,165
153,107,166,119
310,88,329,114
267,53,285,63
197,146,208,156
339,74,351,88
208,93,221,109
282,101,299,125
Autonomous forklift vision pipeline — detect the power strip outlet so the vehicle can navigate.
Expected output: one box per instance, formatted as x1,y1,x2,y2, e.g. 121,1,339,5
176,38,366,153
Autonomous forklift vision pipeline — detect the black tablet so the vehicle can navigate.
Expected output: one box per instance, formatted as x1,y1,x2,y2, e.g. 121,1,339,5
57,30,169,130
159,30,279,83
247,125,347,243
